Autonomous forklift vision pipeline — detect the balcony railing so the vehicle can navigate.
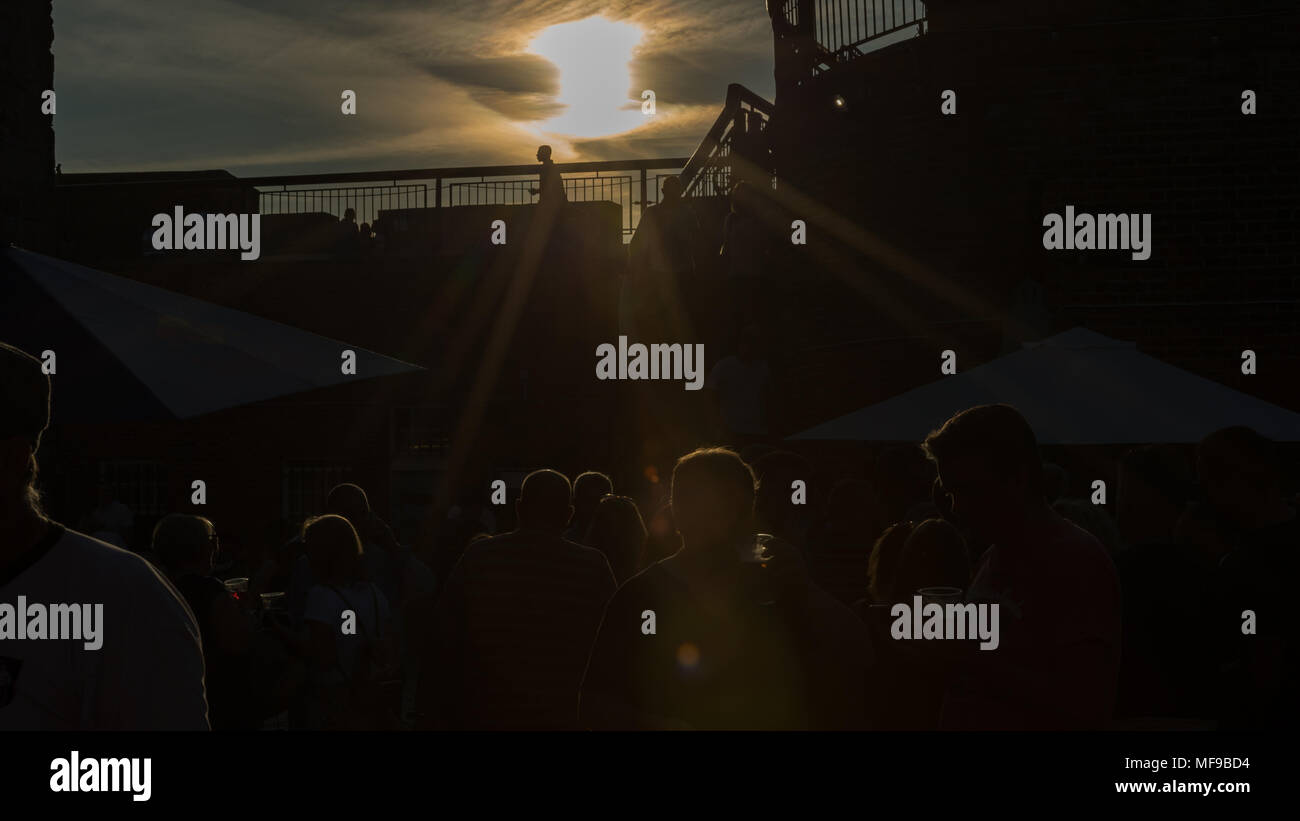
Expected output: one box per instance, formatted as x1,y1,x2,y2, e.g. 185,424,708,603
242,159,688,242
445,175,634,210
780,0,926,74
57,158,702,247
260,184,427,227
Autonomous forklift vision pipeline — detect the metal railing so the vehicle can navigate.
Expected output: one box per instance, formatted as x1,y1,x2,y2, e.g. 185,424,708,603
443,175,640,234
780,0,926,72
56,158,692,244
680,84,776,199
245,160,687,242
259,184,426,227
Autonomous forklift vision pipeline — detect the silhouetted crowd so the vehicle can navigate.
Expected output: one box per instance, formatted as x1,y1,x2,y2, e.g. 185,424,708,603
2,340,1296,730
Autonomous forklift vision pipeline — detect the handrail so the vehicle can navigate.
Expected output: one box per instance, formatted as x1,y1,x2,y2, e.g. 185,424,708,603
777,0,927,77
55,158,691,189
679,83,775,197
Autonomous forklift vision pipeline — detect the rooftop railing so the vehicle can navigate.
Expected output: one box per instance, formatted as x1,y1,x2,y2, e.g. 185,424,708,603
58,158,691,243
245,160,689,242
780,0,927,74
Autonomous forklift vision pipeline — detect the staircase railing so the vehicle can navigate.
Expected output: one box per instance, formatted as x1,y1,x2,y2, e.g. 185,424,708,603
679,83,776,198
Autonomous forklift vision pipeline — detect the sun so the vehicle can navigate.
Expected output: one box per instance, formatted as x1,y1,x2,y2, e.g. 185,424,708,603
529,16,646,139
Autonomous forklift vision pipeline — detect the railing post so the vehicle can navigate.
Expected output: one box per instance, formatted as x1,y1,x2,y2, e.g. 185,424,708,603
640,167,648,225
435,178,441,208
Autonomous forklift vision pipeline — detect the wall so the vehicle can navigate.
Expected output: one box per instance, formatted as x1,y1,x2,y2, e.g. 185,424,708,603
0,0,55,251
768,0,1300,420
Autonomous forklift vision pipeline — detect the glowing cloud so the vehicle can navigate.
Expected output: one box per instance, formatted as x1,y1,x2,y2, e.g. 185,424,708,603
529,16,646,140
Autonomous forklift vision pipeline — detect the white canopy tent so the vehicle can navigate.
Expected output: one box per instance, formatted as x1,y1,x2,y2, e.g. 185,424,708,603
791,327,1300,444
1,246,423,422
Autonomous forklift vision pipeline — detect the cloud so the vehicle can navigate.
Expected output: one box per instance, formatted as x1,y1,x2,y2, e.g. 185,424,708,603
52,0,774,173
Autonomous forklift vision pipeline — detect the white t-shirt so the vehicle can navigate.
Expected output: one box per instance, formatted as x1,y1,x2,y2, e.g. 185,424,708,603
706,355,771,435
0,523,209,730
303,581,391,683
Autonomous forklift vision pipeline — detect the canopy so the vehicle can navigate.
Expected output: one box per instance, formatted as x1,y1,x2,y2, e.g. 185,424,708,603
791,327,1300,444
1,246,423,423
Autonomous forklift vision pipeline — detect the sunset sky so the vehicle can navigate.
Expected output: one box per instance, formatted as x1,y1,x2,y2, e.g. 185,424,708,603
52,0,776,175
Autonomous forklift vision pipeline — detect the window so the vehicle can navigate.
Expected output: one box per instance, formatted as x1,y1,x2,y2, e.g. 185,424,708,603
97,460,169,517
282,461,352,532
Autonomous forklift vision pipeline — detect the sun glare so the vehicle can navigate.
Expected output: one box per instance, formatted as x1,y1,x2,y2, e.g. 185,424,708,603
529,17,646,139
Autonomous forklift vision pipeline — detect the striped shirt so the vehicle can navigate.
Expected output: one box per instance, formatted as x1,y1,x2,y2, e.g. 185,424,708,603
426,529,616,729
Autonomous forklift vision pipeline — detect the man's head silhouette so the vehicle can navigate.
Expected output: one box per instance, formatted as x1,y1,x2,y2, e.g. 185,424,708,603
516,469,573,533
662,175,683,202
152,514,217,577
325,483,370,532
671,447,756,555
536,145,553,163
302,513,364,585
572,471,612,528
922,404,1044,547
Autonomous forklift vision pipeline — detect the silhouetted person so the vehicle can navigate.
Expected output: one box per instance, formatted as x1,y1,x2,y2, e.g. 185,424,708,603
0,341,208,729
867,518,971,730
300,514,398,730
565,470,612,543
422,469,615,729
863,521,914,607
154,514,302,730
580,447,873,730
625,175,699,341
327,483,401,605
1198,426,1298,729
585,494,647,585
337,207,360,259
891,518,971,600
324,482,433,717
923,404,1121,730
529,145,567,205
